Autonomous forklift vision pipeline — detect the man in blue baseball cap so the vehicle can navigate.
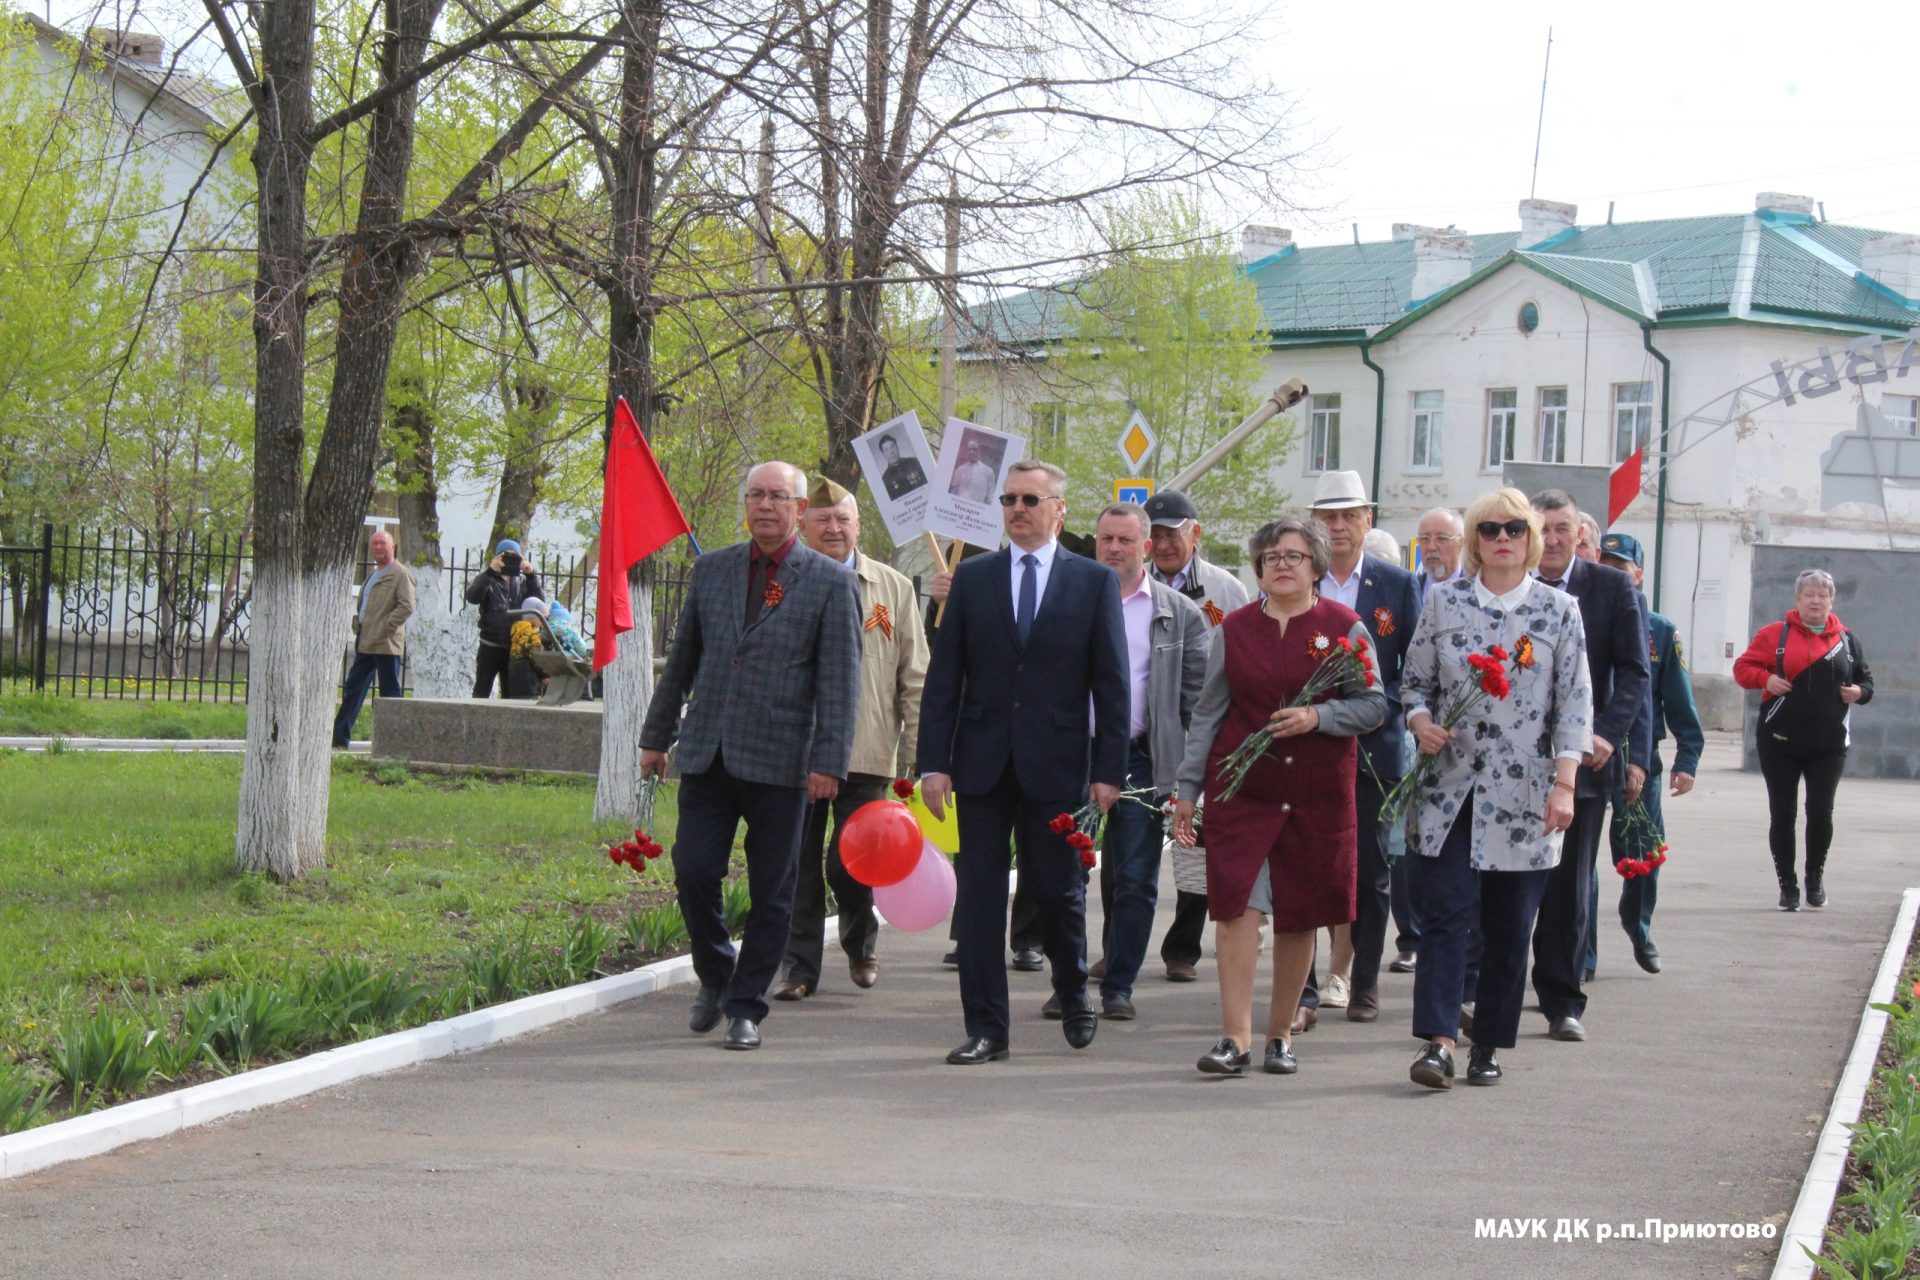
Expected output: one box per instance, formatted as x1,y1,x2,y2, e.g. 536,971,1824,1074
465,538,545,697
1587,532,1704,978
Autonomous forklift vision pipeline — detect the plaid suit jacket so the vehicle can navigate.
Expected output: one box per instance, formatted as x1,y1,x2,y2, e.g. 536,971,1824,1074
640,539,862,788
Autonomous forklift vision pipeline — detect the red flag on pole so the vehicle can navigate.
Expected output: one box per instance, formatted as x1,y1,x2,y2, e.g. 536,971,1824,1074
593,397,693,674
1608,447,1643,526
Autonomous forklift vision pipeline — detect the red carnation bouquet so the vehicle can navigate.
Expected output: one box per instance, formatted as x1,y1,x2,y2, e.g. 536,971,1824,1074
1213,634,1376,803
607,777,666,873
1379,641,1519,832
1051,783,1163,869
1613,782,1670,879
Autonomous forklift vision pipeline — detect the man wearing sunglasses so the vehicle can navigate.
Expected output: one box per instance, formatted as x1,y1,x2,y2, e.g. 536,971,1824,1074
1523,490,1650,1044
918,459,1131,1065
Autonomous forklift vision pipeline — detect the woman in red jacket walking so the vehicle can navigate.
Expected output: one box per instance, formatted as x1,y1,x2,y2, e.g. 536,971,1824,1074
1733,570,1873,911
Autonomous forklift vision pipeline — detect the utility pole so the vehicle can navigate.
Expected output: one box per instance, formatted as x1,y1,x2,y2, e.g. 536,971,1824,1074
939,174,959,423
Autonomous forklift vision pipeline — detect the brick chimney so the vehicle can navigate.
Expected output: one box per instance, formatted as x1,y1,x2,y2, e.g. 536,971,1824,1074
1755,192,1815,217
1861,235,1920,300
1240,225,1293,264
1519,199,1576,248
1393,222,1457,242
1411,233,1474,302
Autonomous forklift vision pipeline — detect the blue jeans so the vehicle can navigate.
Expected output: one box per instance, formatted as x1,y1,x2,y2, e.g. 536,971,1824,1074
1096,743,1162,999
332,651,401,747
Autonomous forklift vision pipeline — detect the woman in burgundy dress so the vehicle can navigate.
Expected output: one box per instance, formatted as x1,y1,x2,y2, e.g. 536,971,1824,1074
1172,517,1387,1076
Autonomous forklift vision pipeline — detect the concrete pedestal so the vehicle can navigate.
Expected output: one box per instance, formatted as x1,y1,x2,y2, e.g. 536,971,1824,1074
372,697,602,775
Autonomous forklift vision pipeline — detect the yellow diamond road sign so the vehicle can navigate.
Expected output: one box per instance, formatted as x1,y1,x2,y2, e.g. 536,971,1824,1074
1118,410,1155,476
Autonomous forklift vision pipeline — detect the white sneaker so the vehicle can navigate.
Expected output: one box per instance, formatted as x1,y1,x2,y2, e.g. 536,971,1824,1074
1322,974,1350,1009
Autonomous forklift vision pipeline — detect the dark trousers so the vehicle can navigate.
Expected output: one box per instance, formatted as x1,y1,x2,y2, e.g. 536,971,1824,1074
332,651,400,747
954,764,1088,1043
1586,760,1667,970
1757,735,1847,888
1095,743,1161,998
948,846,1042,952
671,756,808,1024
1159,891,1210,968
1530,793,1608,1023
783,773,888,988
473,643,513,698
1410,801,1550,1049
1390,849,1421,954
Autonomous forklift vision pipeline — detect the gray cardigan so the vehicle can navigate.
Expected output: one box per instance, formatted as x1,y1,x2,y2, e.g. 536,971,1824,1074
1176,615,1389,802
1140,578,1210,796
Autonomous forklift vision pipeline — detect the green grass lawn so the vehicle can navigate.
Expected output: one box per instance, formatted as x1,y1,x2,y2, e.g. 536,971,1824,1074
0,751,691,1089
0,691,254,739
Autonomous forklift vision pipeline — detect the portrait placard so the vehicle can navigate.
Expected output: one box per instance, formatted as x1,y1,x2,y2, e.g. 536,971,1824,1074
924,418,1024,546
852,412,939,544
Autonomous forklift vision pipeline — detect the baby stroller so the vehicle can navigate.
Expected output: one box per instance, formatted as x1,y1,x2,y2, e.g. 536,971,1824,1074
506,601,594,707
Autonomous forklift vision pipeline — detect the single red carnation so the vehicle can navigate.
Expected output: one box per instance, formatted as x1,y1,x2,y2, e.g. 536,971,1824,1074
1489,645,1508,661
1335,635,1351,649
1353,637,1370,652
608,846,624,866
1078,849,1097,869
893,779,915,799
1049,813,1075,834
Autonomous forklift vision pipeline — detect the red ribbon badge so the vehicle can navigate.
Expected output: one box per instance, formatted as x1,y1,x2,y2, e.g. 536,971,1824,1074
1372,606,1396,637
865,602,893,640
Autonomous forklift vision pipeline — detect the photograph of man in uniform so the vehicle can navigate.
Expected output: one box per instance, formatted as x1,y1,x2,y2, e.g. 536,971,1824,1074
877,429,929,500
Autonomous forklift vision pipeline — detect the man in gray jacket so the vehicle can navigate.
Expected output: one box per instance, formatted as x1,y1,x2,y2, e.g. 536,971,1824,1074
1143,488,1250,981
641,461,863,1052
1083,503,1209,1019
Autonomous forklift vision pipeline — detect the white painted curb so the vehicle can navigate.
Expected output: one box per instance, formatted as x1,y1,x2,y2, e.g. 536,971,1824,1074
1770,886,1920,1279
0,949,704,1181
0,738,369,754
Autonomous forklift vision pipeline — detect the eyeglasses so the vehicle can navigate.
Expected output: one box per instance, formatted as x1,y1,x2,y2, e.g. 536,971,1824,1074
745,490,795,504
997,493,1057,508
1416,532,1460,545
1477,519,1530,540
1256,549,1312,571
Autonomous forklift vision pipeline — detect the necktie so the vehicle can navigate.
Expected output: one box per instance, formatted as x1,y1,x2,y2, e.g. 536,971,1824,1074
745,554,772,626
1016,553,1037,645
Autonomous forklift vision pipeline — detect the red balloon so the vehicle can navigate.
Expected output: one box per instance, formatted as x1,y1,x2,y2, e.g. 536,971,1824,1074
839,800,924,887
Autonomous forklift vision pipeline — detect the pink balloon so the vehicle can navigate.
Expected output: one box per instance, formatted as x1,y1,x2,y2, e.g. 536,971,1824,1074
873,840,956,932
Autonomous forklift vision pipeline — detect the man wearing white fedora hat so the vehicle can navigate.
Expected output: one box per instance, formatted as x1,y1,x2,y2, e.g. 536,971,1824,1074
1297,470,1420,1030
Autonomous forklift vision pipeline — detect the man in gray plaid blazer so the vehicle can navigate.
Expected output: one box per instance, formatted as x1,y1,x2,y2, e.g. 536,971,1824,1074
641,461,863,1051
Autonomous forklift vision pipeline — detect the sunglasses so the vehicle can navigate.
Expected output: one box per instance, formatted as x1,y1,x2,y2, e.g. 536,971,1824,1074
997,493,1056,508
1477,519,1530,540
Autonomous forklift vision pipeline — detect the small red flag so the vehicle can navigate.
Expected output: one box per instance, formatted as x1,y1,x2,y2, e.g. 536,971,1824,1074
1608,447,1643,526
594,397,693,673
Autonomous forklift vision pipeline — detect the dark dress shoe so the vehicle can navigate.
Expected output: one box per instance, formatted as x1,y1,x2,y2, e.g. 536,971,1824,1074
1263,1037,1298,1075
1196,1037,1250,1076
1547,1015,1586,1042
1458,1002,1475,1039
689,985,724,1034
1631,938,1662,974
1165,961,1199,983
1806,878,1827,909
943,948,960,966
772,980,812,1002
1089,957,1108,980
947,1037,1009,1065
1010,948,1045,971
1410,1041,1454,1090
1467,1044,1501,1085
1389,951,1417,973
1061,996,1098,1049
721,1016,761,1050
1346,987,1380,1022
1779,884,1801,912
1101,993,1136,1021
850,959,879,989
1289,1005,1317,1035
1041,993,1063,1020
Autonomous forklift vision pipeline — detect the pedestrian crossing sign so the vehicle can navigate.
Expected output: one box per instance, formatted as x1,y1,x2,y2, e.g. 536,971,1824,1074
1114,478,1155,505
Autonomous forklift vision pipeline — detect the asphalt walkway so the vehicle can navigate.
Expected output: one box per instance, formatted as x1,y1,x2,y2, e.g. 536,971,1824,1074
2,736,1913,1279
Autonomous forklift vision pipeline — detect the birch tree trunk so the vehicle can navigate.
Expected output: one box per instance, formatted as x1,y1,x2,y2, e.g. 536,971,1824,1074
594,568,654,822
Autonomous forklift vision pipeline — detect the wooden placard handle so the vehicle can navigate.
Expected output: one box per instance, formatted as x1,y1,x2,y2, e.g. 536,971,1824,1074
923,530,966,626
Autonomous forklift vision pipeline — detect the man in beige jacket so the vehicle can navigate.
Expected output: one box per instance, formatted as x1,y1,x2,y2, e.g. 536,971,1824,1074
332,529,416,749
776,477,928,998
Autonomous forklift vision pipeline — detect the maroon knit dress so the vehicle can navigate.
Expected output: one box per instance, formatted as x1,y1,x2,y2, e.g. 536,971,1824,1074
1200,598,1361,929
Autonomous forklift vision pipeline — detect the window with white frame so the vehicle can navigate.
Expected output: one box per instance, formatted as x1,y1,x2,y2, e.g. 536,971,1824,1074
1612,381,1654,462
1409,391,1444,471
1537,387,1569,463
1483,388,1518,471
1307,393,1341,472
1030,402,1067,440
1886,394,1919,436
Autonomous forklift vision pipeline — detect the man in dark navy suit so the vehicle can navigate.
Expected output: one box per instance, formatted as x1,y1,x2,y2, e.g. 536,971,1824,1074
1527,490,1650,1043
918,459,1130,1064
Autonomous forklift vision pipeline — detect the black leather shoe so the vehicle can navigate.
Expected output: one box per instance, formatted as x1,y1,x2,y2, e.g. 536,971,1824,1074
1011,949,1045,972
1061,995,1098,1049
1806,877,1827,909
947,1036,1009,1065
1467,1044,1501,1085
1457,1002,1475,1040
1389,951,1417,973
1041,993,1063,1020
1779,884,1801,912
689,985,724,1034
1582,966,1596,983
1631,938,1662,974
943,948,960,966
1196,1037,1250,1076
721,1016,761,1050
1101,993,1136,1020
1547,1015,1586,1041
1263,1037,1298,1075
1410,1041,1454,1090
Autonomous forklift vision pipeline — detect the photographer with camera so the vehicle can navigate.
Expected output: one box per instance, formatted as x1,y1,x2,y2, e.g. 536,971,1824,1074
465,538,545,698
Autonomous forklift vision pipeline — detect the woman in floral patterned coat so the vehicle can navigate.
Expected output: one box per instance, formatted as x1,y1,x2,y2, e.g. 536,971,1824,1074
1401,487,1592,1090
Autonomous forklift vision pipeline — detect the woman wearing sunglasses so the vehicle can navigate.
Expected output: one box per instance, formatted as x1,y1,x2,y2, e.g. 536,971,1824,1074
1400,488,1592,1089
1172,517,1387,1077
